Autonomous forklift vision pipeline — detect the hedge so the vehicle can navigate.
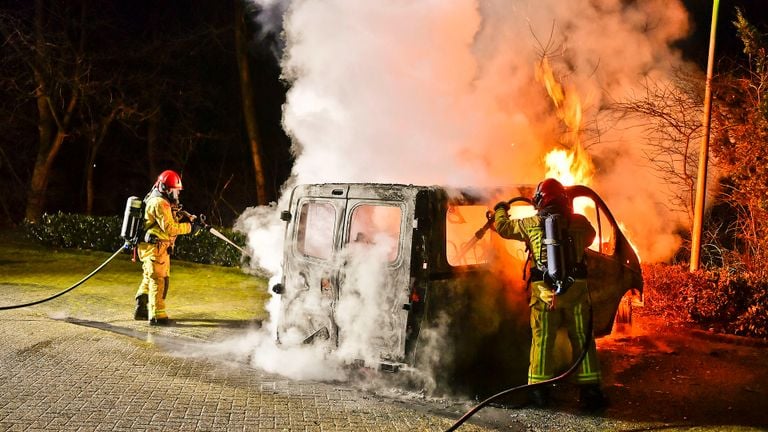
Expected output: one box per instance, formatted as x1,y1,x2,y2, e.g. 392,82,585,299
22,212,247,267
642,263,768,339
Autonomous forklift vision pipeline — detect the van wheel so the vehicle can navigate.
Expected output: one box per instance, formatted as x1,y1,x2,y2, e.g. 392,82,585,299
615,291,633,325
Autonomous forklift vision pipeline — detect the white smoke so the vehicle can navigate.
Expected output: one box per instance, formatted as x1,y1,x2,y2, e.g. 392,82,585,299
234,203,286,276
333,239,394,366
275,0,693,261
179,328,346,381
234,0,695,384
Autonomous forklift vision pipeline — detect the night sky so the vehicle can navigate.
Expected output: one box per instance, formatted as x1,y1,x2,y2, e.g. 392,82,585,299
680,0,767,69
0,0,764,227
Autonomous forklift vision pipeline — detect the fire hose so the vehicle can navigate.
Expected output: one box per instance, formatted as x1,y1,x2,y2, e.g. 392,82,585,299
446,196,595,431
0,246,124,311
0,218,248,311
445,305,594,431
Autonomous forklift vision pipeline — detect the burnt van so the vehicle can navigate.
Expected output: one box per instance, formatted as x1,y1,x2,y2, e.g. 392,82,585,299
271,183,642,394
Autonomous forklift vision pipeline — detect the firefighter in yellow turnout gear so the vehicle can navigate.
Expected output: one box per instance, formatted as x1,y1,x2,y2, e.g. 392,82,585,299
494,178,607,410
134,170,203,326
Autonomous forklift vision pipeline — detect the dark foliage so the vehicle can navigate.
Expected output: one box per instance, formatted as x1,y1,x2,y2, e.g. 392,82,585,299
642,263,768,338
0,0,291,227
21,212,246,267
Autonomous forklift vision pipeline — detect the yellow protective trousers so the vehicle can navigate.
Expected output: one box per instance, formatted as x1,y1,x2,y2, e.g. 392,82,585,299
528,279,601,385
135,242,172,320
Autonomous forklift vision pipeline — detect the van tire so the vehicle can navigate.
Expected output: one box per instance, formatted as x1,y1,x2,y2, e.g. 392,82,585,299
615,292,633,325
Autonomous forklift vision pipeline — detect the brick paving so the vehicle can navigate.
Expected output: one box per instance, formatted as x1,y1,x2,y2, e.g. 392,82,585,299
0,284,493,432
3,259,767,431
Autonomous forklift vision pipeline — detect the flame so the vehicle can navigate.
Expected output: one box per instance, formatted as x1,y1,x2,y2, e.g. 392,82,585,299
535,57,594,188
536,57,594,217
535,57,642,261
619,222,642,263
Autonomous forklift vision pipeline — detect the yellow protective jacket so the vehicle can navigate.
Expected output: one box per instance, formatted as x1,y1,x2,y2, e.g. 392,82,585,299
494,208,595,305
493,208,595,272
495,208,602,385
143,193,192,244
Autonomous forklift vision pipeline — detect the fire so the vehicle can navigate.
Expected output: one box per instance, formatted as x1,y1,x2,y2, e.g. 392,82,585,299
535,57,642,260
535,57,583,151
619,222,642,263
536,57,594,218
535,57,594,188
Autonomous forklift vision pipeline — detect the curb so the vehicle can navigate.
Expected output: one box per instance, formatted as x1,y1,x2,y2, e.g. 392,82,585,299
689,328,768,348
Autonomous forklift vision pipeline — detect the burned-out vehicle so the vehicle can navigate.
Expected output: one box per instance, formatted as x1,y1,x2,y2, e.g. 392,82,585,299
272,183,642,394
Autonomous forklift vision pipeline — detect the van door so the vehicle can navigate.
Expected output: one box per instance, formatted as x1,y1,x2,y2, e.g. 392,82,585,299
335,185,415,365
569,185,643,336
277,184,347,347
277,184,416,366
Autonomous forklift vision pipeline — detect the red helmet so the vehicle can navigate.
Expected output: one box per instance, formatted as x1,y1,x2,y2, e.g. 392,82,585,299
155,170,183,191
532,178,569,211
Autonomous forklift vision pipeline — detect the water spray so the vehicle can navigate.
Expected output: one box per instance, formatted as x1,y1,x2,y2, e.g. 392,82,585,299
177,210,250,258
208,227,250,257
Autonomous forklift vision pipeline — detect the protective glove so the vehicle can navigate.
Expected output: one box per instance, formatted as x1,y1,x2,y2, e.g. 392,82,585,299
494,201,510,212
176,208,194,223
191,214,210,236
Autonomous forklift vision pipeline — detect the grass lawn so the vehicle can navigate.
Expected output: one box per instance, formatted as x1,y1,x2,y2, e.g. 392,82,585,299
0,229,271,323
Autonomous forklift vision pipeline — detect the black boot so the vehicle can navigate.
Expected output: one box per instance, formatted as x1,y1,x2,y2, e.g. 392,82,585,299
149,317,171,326
134,294,148,320
579,384,608,411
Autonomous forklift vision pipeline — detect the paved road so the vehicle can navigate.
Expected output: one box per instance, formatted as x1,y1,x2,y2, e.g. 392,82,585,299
0,280,496,432
2,276,767,431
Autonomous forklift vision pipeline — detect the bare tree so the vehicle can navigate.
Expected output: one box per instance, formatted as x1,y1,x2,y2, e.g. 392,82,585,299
1,1,284,224
611,70,706,219
80,97,135,214
29,0,88,221
234,0,268,205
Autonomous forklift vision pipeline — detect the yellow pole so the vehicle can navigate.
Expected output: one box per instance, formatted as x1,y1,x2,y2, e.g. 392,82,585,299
690,0,720,272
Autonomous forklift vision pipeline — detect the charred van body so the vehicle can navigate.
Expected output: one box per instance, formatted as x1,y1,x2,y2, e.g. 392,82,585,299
272,183,642,395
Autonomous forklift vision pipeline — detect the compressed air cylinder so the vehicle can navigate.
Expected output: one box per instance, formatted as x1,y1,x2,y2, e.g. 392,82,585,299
544,214,567,293
120,196,144,243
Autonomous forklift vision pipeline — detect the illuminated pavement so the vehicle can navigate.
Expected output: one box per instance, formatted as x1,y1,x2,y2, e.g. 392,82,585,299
0,282,494,432
2,279,767,431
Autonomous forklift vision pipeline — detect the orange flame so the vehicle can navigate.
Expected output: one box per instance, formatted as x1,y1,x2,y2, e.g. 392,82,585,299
535,58,641,260
619,222,642,263
535,57,594,187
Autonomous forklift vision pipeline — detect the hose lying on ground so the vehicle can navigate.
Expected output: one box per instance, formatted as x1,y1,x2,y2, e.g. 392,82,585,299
445,301,595,432
0,246,124,311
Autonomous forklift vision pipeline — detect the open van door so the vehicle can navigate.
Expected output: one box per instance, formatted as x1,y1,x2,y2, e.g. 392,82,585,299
568,185,643,336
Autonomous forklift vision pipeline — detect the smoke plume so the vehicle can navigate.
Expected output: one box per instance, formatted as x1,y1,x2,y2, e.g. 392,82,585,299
272,0,693,261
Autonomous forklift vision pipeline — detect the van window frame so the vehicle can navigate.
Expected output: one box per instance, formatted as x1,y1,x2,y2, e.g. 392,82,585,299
345,201,405,267
294,198,338,262
572,196,617,257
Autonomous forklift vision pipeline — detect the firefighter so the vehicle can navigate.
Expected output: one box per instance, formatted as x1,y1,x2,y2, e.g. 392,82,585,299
134,170,205,325
493,178,607,410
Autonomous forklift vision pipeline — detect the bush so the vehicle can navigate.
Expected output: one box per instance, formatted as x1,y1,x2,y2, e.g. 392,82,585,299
173,227,247,267
642,263,768,338
22,212,124,251
21,212,246,267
